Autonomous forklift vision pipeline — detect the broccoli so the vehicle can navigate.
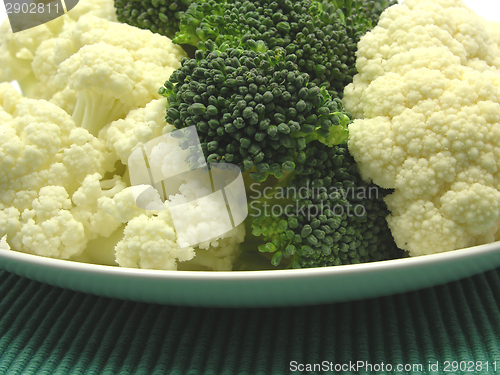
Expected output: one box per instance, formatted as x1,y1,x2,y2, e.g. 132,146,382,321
159,41,349,182
371,0,398,17
173,0,397,98
248,142,402,268
146,0,402,269
114,0,193,39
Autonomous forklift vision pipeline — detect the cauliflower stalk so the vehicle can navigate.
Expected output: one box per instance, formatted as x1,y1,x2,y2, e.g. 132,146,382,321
344,0,500,256
0,7,245,270
34,15,186,136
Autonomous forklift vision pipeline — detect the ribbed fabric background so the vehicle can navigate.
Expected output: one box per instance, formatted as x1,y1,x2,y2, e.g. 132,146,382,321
1,269,500,375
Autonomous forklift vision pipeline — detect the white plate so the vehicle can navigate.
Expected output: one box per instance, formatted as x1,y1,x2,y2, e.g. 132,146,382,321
0,242,499,307
1,1,499,307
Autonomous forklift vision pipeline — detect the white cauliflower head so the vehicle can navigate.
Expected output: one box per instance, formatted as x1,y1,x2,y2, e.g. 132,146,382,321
0,0,117,98
0,83,125,258
344,0,500,256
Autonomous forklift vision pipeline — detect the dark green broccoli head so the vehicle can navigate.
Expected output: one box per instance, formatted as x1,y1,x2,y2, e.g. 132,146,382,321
173,0,396,98
114,0,192,39
249,142,402,268
160,41,349,182
341,0,398,39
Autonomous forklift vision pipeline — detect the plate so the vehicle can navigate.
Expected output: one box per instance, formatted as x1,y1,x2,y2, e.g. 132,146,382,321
1,2,500,308
1,242,500,307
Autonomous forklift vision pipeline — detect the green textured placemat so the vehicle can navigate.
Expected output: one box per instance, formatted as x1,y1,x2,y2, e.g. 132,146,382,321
1,269,500,375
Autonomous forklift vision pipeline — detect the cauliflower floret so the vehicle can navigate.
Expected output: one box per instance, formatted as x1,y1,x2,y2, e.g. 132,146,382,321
0,96,116,207
0,84,123,257
168,179,235,248
0,207,22,250
103,97,174,165
98,183,245,270
113,208,244,271
32,16,185,133
115,211,196,270
99,186,149,224
344,0,500,256
71,173,127,240
0,0,117,98
0,82,25,117
19,186,87,259
179,224,246,271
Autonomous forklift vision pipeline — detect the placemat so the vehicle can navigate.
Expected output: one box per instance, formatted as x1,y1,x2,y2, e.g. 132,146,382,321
1,268,500,375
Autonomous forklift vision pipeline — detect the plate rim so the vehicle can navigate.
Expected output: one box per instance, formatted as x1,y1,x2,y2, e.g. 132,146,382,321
2,241,500,307
1,240,499,280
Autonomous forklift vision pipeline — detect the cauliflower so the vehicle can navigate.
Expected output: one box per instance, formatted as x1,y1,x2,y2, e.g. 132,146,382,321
0,86,115,204
0,82,245,269
0,235,9,250
0,0,117,99
0,83,124,258
180,225,246,271
114,211,195,270
32,16,186,135
103,97,174,164
343,0,500,256
71,173,127,239
0,0,245,271
19,186,87,259
167,179,236,248
99,187,244,270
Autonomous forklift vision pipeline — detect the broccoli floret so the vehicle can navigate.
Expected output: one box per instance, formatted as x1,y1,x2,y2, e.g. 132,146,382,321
249,142,402,268
114,0,193,39
159,41,349,182
173,0,396,98
370,0,398,18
